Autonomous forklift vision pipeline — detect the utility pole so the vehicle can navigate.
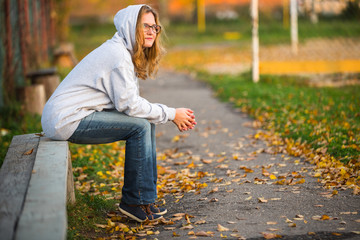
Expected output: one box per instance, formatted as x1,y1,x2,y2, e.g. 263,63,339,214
290,0,298,55
197,0,206,33
251,0,259,83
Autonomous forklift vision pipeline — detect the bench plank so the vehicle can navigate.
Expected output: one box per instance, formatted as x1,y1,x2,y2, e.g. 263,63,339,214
15,140,69,240
0,134,40,240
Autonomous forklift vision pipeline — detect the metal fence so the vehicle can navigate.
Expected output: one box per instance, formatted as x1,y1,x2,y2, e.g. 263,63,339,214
0,0,56,107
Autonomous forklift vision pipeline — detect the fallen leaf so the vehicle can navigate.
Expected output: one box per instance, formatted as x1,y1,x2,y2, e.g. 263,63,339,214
262,232,282,239
331,233,342,236
258,197,268,203
172,135,180,142
195,231,213,237
217,224,230,232
180,225,194,230
194,219,206,225
269,174,277,180
267,222,277,225
23,148,34,155
164,227,176,230
201,159,212,164
209,187,219,194
230,233,246,239
267,228,280,232
94,224,108,228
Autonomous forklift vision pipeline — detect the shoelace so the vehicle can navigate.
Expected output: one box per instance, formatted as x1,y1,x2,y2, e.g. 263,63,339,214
140,204,152,215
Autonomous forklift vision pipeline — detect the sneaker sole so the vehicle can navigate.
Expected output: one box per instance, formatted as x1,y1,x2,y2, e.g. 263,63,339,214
156,209,167,215
119,206,163,223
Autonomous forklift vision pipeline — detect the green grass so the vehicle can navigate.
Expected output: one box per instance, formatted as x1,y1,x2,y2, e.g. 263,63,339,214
164,17,360,47
200,71,360,164
67,191,117,240
0,104,42,166
67,142,125,238
69,16,360,58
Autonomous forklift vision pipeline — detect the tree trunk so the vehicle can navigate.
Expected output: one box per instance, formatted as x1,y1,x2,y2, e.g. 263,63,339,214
17,84,46,115
31,75,60,100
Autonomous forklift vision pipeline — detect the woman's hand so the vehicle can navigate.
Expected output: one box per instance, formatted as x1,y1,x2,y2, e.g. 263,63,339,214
172,108,197,132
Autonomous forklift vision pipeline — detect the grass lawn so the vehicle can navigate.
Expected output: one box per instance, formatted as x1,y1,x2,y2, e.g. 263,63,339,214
200,72,360,163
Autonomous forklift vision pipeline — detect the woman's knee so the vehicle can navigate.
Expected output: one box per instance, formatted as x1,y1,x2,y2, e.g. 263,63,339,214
132,118,151,135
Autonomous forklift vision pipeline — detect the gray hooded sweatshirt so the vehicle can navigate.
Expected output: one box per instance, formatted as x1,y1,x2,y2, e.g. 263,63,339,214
41,5,176,140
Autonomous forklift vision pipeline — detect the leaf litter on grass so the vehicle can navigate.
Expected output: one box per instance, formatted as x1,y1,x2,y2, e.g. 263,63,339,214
202,73,360,195
69,142,218,239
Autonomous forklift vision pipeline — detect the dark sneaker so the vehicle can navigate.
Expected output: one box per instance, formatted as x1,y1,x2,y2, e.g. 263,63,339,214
119,202,163,223
149,203,167,215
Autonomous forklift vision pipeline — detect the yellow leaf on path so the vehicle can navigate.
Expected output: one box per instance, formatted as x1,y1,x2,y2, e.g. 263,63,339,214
312,215,321,220
194,219,206,225
201,159,212,164
245,196,252,201
321,215,330,220
267,221,278,225
172,135,180,142
295,178,305,184
187,161,196,168
268,228,280,232
270,174,277,180
180,225,194,230
258,197,268,203
217,224,230,232
285,218,293,223
262,232,282,239
195,231,213,237
332,233,342,236
209,187,219,194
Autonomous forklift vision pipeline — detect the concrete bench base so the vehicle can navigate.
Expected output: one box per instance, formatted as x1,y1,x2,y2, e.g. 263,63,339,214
0,134,75,240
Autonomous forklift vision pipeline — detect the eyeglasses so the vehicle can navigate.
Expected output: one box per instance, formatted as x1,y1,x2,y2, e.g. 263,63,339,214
143,23,161,34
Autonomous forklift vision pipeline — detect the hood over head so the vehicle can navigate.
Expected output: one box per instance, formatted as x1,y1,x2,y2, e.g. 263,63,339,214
113,4,145,53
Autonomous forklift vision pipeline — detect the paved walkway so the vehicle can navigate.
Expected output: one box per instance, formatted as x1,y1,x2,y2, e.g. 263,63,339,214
138,70,359,240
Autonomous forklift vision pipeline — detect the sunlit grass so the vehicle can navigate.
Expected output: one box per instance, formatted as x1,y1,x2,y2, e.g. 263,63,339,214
200,71,360,164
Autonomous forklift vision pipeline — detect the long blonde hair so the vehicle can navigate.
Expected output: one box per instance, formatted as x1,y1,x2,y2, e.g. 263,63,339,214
132,5,165,80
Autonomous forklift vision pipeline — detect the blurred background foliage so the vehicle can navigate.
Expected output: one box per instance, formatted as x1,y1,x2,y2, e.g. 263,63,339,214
1,0,359,170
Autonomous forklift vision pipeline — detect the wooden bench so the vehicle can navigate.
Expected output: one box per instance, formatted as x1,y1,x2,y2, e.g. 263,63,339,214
0,134,75,240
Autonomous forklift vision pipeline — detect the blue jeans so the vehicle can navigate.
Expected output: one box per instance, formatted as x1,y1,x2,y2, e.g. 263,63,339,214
68,110,157,205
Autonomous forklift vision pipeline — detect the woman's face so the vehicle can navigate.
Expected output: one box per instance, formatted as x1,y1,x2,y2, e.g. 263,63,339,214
141,12,157,48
